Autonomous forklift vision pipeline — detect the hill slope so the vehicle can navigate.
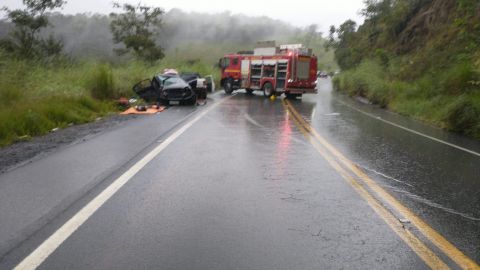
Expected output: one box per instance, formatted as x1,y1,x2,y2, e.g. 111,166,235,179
331,0,480,138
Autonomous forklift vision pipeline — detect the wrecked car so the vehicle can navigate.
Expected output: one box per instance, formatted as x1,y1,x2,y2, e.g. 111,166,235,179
180,72,215,100
180,72,207,99
133,73,197,105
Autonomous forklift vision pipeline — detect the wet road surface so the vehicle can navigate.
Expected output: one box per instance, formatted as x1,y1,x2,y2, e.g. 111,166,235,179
1,80,479,269
300,79,479,264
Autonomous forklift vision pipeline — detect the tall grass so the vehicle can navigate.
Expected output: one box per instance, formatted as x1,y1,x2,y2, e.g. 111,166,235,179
90,64,115,100
0,53,220,147
334,59,480,139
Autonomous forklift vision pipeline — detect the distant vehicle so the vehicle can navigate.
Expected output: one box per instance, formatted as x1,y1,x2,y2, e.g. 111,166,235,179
219,43,317,99
315,71,328,84
133,73,197,105
317,71,328,78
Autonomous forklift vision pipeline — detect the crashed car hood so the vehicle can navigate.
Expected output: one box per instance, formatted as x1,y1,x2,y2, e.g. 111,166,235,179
163,82,189,90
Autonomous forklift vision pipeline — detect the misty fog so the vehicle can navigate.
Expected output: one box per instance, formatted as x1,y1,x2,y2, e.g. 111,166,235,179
0,8,332,66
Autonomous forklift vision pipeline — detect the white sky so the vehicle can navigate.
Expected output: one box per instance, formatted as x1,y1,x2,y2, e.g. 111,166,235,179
2,0,365,33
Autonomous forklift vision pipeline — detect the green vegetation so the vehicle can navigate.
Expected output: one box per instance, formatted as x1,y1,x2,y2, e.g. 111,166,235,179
0,51,218,146
110,2,164,62
0,0,65,59
329,0,480,139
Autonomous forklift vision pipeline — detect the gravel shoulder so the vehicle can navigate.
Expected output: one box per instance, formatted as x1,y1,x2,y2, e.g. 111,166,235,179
0,114,139,174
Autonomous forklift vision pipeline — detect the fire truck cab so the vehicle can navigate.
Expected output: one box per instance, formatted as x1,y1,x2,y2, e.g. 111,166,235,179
219,43,317,98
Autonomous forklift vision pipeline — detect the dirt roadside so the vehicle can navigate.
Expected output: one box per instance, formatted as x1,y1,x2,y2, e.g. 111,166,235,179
0,114,139,174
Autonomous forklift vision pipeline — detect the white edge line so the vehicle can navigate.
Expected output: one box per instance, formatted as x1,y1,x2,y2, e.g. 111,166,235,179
14,96,232,270
334,99,480,157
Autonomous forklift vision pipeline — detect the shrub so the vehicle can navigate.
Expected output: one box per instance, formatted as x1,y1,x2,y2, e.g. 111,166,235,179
334,60,390,106
442,95,480,137
90,64,115,100
440,62,476,95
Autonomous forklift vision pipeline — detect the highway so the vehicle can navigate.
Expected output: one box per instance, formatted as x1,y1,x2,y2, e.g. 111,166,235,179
0,79,478,269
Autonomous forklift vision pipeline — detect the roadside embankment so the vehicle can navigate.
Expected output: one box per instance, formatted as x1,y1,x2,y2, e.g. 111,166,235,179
332,60,480,140
329,1,480,139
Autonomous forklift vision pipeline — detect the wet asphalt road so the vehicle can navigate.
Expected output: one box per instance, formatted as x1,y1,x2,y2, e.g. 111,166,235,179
1,79,479,269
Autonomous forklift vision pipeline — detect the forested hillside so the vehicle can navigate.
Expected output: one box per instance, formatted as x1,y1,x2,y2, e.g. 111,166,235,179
0,10,335,68
329,0,480,138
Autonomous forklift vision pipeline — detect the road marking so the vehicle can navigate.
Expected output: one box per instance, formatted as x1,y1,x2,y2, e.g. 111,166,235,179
333,98,480,157
283,100,449,269
244,113,265,128
283,99,480,270
14,95,234,270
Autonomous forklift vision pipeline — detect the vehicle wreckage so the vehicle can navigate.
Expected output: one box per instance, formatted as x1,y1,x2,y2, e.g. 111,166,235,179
133,69,215,106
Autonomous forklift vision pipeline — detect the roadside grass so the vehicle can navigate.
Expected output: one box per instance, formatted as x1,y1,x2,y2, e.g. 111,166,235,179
333,59,480,139
0,54,220,147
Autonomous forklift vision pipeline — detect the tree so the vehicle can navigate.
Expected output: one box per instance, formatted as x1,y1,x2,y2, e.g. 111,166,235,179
0,0,66,59
326,20,358,69
302,24,322,48
109,2,164,63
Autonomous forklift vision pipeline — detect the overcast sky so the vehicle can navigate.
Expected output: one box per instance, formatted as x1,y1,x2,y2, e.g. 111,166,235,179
2,0,365,33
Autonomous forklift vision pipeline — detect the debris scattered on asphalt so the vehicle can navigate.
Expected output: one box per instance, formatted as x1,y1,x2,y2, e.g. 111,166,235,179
196,99,207,106
51,128,59,132
399,218,410,224
135,105,147,111
15,135,32,142
117,97,129,107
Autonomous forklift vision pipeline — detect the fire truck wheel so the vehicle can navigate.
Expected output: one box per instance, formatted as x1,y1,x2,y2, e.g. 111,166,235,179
262,82,275,98
224,78,234,94
246,89,254,95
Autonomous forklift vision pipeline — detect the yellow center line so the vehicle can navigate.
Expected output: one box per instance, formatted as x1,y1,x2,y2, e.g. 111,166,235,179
286,108,449,269
283,99,480,270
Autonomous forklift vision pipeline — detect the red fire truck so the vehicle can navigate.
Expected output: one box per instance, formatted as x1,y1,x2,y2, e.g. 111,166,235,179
219,43,317,98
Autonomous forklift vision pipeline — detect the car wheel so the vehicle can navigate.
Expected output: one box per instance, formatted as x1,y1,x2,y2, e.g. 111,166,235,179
158,98,168,105
262,82,274,98
224,78,234,94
